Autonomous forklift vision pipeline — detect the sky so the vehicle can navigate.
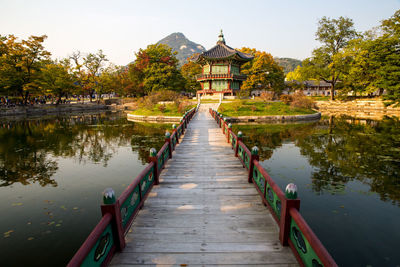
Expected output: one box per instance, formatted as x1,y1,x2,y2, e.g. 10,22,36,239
1,0,399,66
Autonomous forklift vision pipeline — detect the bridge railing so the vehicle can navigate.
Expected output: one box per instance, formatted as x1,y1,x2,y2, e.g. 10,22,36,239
209,108,337,267
67,107,197,267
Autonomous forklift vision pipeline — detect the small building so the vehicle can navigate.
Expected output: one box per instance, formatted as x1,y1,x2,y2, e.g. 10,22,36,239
193,30,253,99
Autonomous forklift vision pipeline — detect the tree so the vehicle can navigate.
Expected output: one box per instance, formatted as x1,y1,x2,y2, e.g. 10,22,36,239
238,48,285,95
70,51,89,101
181,55,202,93
300,17,358,100
84,50,108,101
334,10,400,103
129,44,185,95
39,60,76,104
0,35,51,103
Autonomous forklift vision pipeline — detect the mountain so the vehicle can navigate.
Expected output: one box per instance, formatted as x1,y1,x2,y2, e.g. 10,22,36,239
157,32,206,66
274,57,302,74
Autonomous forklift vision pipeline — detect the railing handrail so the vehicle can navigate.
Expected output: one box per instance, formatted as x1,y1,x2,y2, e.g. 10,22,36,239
289,208,338,267
253,160,285,201
67,213,113,267
118,162,155,206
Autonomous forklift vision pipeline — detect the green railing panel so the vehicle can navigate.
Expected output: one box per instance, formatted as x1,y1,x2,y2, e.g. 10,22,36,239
229,132,233,144
157,154,164,170
140,165,155,197
266,184,281,220
238,145,244,162
171,136,177,149
253,165,265,194
120,185,141,228
244,153,250,169
290,218,324,267
81,223,114,267
231,136,236,149
163,146,169,163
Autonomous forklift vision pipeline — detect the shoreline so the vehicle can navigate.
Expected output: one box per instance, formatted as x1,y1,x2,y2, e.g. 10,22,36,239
0,103,109,117
223,112,321,123
127,113,182,123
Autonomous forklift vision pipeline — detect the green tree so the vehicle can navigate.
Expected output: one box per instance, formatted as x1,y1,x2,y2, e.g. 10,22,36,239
238,48,285,95
129,43,185,95
300,17,358,100
181,55,202,93
0,35,51,103
84,50,108,101
39,60,76,104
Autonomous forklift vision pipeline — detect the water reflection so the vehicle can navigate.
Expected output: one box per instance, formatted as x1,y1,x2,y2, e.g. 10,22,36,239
0,114,170,187
297,116,400,205
233,116,400,204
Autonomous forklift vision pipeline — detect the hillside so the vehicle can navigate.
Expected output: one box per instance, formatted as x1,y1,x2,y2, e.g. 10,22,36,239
274,57,302,74
157,32,206,66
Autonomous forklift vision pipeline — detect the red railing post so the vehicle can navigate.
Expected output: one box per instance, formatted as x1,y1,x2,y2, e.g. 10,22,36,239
101,188,126,251
279,183,300,246
248,146,259,183
165,132,172,159
235,131,242,157
149,148,159,185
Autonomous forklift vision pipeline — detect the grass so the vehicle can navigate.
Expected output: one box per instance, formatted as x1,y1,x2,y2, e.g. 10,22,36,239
130,103,195,117
308,96,330,101
218,100,316,117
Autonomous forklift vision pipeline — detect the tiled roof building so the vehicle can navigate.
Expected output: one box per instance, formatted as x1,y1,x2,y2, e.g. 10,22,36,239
193,30,253,98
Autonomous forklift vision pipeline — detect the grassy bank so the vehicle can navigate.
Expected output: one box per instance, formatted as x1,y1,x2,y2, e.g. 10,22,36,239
130,103,195,117
218,100,316,117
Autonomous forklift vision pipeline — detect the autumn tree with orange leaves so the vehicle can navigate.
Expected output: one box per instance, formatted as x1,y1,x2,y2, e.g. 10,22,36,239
238,48,285,96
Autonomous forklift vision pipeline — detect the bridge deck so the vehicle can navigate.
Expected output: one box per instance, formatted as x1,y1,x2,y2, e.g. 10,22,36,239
110,104,297,266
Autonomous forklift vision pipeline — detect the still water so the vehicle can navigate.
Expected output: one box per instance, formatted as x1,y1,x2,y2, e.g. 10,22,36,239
233,116,400,267
0,113,399,267
0,112,171,266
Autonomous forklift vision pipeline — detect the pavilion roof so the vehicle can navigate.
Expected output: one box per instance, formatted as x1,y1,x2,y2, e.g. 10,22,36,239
193,31,254,63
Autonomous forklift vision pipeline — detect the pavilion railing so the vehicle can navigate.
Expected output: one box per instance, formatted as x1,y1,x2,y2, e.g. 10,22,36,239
209,108,337,267
67,106,198,267
196,73,247,80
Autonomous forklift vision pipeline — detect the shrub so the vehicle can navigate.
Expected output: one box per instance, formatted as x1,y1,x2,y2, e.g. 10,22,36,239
260,91,275,102
290,91,315,109
158,104,166,113
178,101,190,113
280,94,293,105
232,101,241,112
250,105,257,112
218,105,225,113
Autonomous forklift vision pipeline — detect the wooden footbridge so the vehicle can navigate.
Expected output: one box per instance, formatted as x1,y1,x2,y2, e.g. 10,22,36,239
68,104,337,267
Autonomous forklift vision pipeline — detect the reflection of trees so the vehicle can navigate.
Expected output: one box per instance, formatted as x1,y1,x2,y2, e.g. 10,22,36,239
233,122,318,160
0,114,169,187
296,116,400,205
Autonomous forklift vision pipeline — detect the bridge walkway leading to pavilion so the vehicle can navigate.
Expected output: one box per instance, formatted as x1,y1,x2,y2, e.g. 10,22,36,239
110,104,298,266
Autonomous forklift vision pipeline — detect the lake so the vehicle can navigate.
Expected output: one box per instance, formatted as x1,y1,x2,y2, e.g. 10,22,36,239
0,112,171,266
232,115,400,267
0,112,399,266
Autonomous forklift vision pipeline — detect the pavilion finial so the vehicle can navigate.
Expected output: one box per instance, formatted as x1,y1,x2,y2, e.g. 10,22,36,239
217,29,225,45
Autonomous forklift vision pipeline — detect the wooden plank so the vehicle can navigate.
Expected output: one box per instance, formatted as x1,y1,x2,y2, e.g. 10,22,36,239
111,104,297,266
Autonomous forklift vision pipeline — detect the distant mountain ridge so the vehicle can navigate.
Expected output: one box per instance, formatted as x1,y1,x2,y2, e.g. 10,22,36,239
157,32,206,66
157,32,301,72
274,57,302,74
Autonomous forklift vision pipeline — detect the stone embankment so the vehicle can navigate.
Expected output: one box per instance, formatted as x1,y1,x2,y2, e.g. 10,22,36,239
126,114,182,123
315,99,400,119
225,112,321,123
0,103,109,117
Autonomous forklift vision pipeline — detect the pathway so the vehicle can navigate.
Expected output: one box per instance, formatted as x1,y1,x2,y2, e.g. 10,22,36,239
110,104,297,266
